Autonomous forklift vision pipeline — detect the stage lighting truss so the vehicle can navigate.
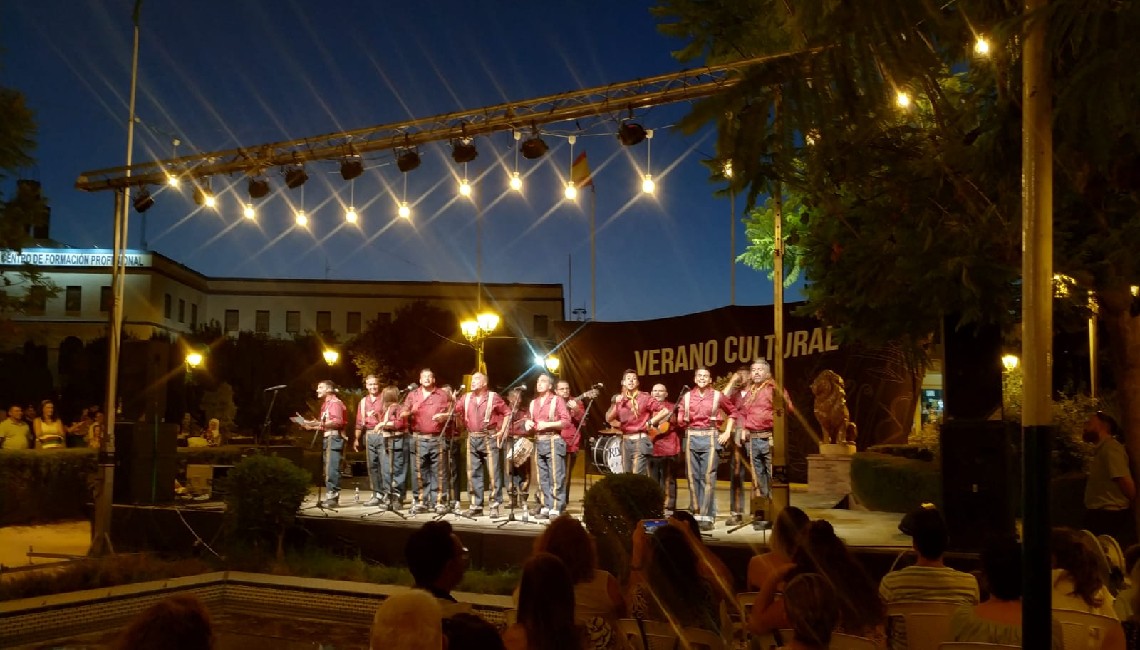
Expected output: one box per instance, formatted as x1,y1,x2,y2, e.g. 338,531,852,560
450,137,478,164
132,187,155,213
284,165,308,189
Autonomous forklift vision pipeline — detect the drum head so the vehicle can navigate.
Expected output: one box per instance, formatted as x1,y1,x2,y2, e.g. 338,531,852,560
591,435,624,475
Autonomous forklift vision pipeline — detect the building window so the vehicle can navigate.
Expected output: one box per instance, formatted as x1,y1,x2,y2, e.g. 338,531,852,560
26,286,47,315
286,311,300,334
255,310,270,333
533,314,549,338
164,294,172,319
224,309,239,333
347,312,362,334
65,286,82,313
316,311,332,333
377,312,392,325
178,299,186,323
191,304,198,329
100,286,112,312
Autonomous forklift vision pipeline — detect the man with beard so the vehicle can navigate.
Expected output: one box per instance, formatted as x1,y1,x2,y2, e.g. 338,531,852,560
401,369,454,514
677,367,734,530
455,372,511,517
647,383,680,515
301,380,347,508
723,359,793,526
554,379,598,514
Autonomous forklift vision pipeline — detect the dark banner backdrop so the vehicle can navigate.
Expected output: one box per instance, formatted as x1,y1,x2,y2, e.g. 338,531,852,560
554,304,918,483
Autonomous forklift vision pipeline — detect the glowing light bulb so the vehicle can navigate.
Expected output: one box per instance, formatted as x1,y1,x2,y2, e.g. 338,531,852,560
295,210,308,226
203,194,217,209
459,179,472,197
167,174,179,188
243,203,255,219
564,182,577,200
974,37,990,56
896,91,911,108
723,161,733,178
398,202,411,219
346,207,358,223
641,174,655,194
509,172,522,191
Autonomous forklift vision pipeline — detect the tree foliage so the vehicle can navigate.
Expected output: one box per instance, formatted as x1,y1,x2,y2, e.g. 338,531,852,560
345,300,464,386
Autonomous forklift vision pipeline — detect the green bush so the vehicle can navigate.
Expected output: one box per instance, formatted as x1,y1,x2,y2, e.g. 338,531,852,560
224,454,312,561
582,473,663,581
0,449,98,525
850,452,941,513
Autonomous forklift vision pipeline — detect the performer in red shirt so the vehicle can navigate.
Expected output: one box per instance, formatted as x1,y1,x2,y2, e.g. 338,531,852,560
301,379,347,508
354,375,387,507
525,373,572,519
723,358,793,525
372,385,407,508
554,380,599,514
498,386,533,512
455,372,511,517
400,368,454,514
605,370,667,476
647,383,680,514
676,367,735,530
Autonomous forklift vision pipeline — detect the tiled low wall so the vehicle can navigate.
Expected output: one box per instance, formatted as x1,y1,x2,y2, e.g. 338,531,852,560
0,571,513,648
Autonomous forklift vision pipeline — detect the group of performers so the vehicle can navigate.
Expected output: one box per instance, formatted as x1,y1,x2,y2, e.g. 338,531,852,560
301,359,789,530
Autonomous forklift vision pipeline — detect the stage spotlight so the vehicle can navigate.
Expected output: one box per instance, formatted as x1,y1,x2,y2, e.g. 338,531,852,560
248,178,270,199
618,122,647,146
397,149,421,173
132,188,155,213
520,135,548,160
192,186,215,207
284,166,308,189
451,139,478,163
340,158,364,181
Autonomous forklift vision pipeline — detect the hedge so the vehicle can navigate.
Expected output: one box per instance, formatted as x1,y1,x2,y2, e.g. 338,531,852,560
849,451,941,513
0,449,99,526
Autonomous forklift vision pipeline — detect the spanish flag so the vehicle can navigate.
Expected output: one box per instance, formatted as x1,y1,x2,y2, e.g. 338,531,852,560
571,151,593,190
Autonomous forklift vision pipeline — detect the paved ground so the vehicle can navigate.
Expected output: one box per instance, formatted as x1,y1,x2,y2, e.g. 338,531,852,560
0,520,90,574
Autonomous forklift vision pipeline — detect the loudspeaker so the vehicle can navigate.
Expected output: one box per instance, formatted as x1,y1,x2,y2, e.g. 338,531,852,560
113,420,178,504
940,419,1016,550
942,317,1003,420
118,340,173,423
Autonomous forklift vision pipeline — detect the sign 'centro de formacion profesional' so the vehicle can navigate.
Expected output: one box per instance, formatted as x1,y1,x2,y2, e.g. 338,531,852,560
0,249,151,268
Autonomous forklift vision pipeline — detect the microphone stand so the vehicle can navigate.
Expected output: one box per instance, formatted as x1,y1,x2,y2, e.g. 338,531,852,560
435,388,475,521
259,386,284,449
299,413,335,516
362,402,407,520
498,395,540,529
573,384,602,510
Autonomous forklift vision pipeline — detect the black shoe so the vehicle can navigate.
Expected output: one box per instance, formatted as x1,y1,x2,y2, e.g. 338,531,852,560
726,514,743,526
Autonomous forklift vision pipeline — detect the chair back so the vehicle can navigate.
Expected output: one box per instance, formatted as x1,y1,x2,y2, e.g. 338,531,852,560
829,632,878,649
939,644,1022,649
680,626,726,650
617,618,678,650
887,602,961,650
1053,609,1115,650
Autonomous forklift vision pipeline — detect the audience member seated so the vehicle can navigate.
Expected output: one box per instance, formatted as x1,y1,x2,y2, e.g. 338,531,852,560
87,421,104,449
1122,560,1140,649
880,506,980,650
33,400,66,449
1052,527,1118,618
371,589,444,650
0,403,30,450
529,515,626,627
1115,544,1140,621
778,573,839,650
405,520,472,616
628,523,722,636
748,505,810,591
503,552,587,650
205,418,222,446
669,509,737,603
749,520,884,641
115,593,215,650
443,612,506,650
948,536,1064,648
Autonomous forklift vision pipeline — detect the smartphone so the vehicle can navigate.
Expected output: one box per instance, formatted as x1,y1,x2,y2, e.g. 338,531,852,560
642,519,669,534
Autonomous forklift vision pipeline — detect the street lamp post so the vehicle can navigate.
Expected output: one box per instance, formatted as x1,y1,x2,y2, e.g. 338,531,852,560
322,348,340,366
460,312,500,375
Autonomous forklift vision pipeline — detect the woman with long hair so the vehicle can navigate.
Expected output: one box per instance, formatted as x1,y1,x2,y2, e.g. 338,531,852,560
33,399,66,449
115,593,215,650
748,505,810,590
1051,527,1117,617
628,524,721,634
503,553,585,650
532,515,626,621
781,573,839,650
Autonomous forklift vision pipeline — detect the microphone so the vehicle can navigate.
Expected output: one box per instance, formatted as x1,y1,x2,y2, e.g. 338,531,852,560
518,384,527,392
406,383,418,391
264,384,287,392
591,382,604,391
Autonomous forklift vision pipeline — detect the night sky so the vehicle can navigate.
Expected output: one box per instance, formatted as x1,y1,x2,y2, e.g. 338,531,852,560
2,0,804,322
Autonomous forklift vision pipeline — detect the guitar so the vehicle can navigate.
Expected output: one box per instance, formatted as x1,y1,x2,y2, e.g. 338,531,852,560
648,419,671,440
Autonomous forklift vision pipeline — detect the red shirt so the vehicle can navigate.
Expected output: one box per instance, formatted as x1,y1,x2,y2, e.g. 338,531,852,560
320,394,347,438
402,387,452,434
730,381,793,431
563,397,587,452
458,390,510,433
373,403,405,433
527,393,571,437
651,400,680,457
676,388,733,430
355,394,384,432
609,391,661,434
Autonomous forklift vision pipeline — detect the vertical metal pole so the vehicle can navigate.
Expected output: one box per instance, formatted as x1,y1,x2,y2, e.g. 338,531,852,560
770,91,789,518
476,190,482,313
1089,300,1098,399
1021,0,1053,645
590,190,597,321
91,5,141,557
568,254,573,322
730,189,736,305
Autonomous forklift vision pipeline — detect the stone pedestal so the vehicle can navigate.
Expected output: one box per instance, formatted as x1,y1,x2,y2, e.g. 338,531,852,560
807,452,854,498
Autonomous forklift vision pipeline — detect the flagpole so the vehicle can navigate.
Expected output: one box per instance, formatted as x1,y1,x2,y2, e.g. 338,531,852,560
590,187,596,321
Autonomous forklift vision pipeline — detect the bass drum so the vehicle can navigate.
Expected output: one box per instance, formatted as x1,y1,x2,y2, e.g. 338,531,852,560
590,435,624,475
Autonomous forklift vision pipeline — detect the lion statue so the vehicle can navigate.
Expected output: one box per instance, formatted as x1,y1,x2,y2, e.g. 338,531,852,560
811,370,858,445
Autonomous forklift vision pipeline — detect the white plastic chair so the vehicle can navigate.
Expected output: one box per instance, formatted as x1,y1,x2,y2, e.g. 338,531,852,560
1053,609,1116,650
939,644,1021,649
886,602,961,650
617,618,677,650
829,632,878,649
680,626,726,650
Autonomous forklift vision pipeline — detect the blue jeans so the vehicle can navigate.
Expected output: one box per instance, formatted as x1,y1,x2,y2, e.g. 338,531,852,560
467,433,507,508
383,435,410,505
364,433,387,499
730,436,772,515
413,434,444,507
648,453,679,510
323,434,345,497
685,430,718,520
536,436,568,513
621,434,651,475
